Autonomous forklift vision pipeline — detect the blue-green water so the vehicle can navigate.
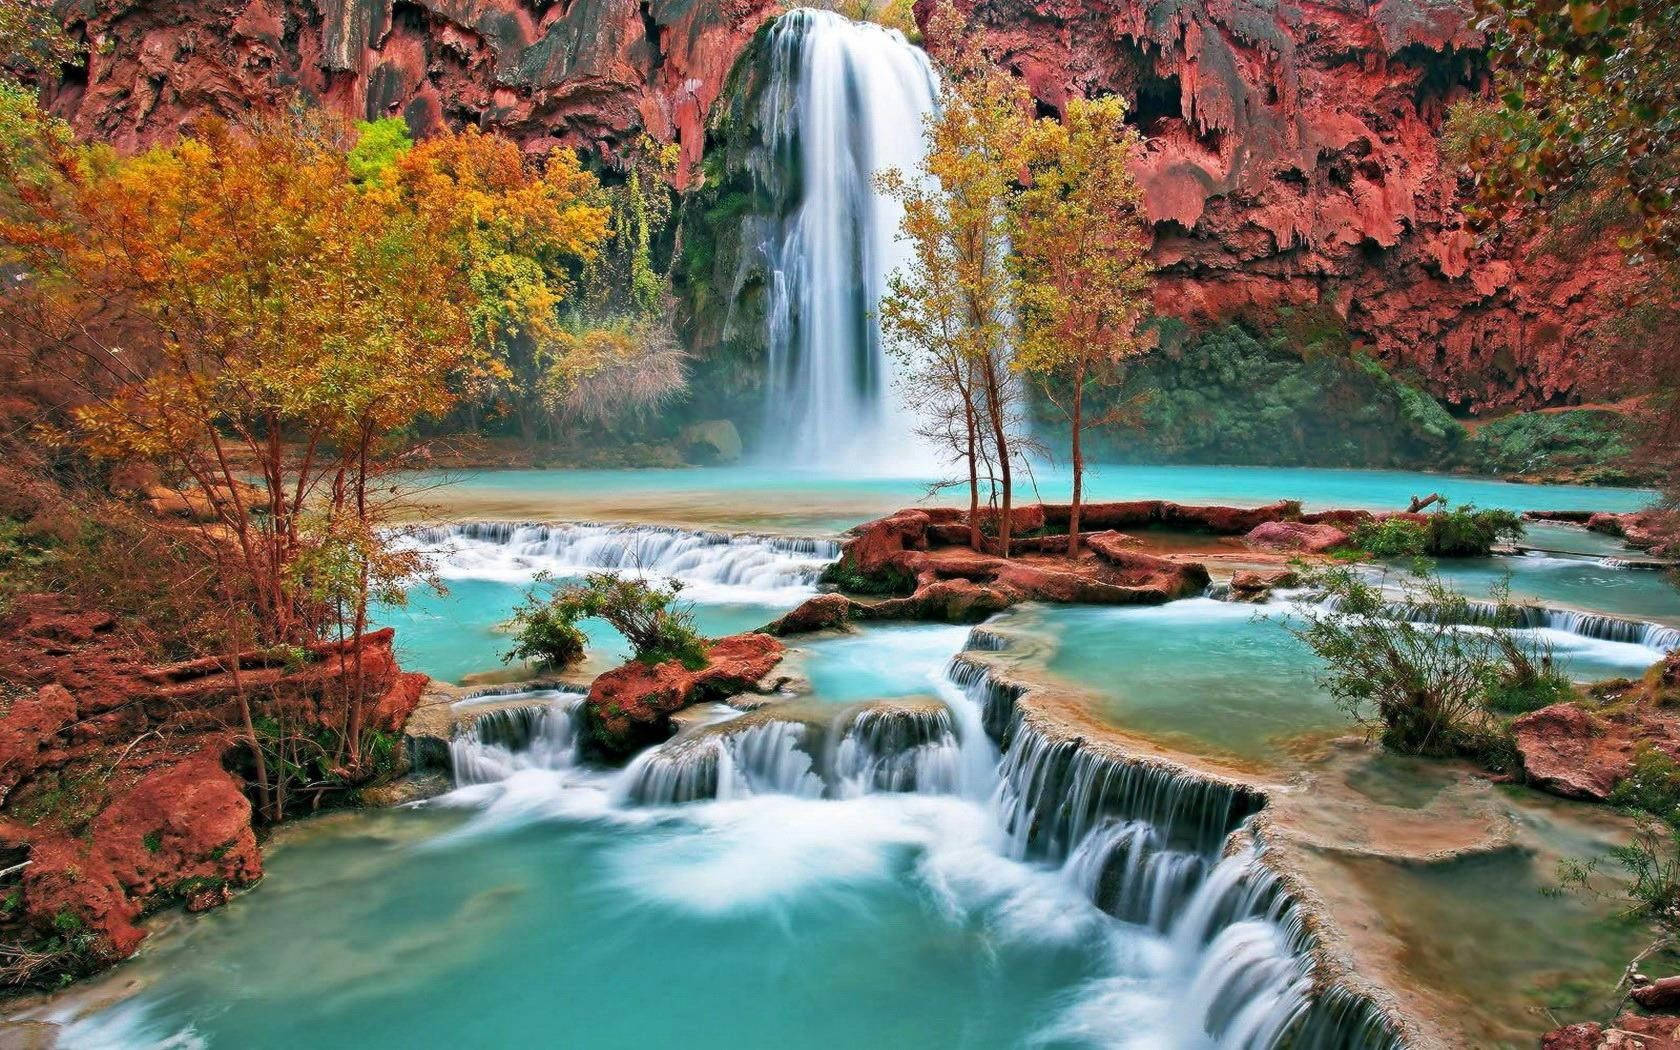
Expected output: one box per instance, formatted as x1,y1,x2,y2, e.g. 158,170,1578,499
411,464,1655,534
795,625,974,702
1022,597,1669,763
52,800,1112,1049
379,579,788,683
1438,553,1680,624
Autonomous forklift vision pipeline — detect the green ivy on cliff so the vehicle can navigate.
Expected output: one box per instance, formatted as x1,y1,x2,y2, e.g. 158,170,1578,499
1044,313,1466,468
1458,408,1650,484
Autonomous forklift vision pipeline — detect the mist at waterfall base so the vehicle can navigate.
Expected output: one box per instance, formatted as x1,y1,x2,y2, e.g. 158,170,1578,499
51,626,1329,1050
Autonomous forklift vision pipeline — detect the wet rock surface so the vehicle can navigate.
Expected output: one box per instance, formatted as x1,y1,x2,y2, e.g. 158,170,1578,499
1543,1015,1680,1050
1512,698,1680,802
582,631,786,757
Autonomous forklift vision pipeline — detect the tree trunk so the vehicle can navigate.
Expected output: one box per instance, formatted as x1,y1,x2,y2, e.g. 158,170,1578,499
230,642,273,823
981,353,1013,557
965,387,982,551
1069,361,1085,559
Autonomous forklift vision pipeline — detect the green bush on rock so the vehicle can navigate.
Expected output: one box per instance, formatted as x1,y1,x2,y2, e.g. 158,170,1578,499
1345,505,1523,559
506,572,709,671
1285,567,1567,765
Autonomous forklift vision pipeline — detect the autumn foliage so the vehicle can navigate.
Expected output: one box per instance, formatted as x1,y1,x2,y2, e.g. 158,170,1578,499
0,100,612,809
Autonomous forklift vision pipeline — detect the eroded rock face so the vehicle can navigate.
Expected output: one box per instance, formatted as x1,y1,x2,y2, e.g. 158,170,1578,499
0,593,426,978
45,0,780,186
939,0,1631,411
1511,701,1680,802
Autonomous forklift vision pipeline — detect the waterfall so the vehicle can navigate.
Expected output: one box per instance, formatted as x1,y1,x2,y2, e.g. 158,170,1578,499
620,719,825,805
831,705,961,797
1296,588,1679,653
755,9,941,473
444,633,1400,1049
405,522,838,602
450,693,585,786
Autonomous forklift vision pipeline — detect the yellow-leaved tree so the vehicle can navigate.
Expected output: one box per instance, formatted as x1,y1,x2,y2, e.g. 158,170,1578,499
1012,95,1155,557
877,0,1032,553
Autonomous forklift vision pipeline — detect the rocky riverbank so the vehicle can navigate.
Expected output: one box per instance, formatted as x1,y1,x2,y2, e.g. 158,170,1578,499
0,595,427,990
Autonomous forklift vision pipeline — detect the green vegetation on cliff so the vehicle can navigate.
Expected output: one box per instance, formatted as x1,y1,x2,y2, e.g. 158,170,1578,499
1046,314,1466,468
1460,409,1650,485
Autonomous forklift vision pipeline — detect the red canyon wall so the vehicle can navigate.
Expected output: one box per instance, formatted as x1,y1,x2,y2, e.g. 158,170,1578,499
952,0,1631,411
44,0,778,184
41,0,1631,411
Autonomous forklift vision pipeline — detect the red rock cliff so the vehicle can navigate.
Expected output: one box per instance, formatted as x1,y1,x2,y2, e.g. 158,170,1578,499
43,0,780,185
942,0,1632,411
41,0,1633,410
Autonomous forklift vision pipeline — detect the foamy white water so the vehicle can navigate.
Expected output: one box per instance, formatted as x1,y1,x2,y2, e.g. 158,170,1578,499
402,522,838,604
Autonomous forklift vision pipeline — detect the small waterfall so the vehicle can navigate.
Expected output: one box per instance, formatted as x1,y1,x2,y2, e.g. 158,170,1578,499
620,719,824,805
961,625,1011,652
991,712,1263,861
450,694,584,786
755,9,941,472
406,522,838,599
1060,818,1207,930
831,705,961,797
1303,589,1678,653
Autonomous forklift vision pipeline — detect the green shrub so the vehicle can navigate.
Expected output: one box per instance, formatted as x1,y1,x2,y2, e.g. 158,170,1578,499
1348,518,1428,558
1346,505,1523,559
506,571,709,670
503,579,589,670
819,559,917,597
1426,504,1523,557
1285,568,1563,757
1462,408,1641,482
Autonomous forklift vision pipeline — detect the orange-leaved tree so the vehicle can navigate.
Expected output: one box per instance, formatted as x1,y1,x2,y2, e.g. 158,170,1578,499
1012,95,1155,557
0,101,610,807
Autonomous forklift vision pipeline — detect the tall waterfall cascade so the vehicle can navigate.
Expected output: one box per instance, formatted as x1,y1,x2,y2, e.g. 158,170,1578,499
756,9,942,474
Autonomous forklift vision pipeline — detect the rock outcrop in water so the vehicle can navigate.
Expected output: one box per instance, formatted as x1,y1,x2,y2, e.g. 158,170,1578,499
0,594,426,983
787,504,1218,626
1513,655,1680,802
583,631,787,757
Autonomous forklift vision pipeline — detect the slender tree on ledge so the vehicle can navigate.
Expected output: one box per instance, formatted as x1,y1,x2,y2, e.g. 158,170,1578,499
1012,95,1155,557
877,0,1032,554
